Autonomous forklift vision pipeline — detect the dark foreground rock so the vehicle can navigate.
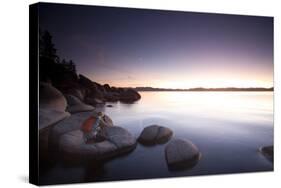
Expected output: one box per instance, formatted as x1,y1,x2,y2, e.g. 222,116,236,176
165,139,200,170
260,145,273,162
65,94,95,113
58,126,137,162
138,125,173,145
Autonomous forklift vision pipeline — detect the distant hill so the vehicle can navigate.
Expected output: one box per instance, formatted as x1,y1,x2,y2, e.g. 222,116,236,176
135,87,274,92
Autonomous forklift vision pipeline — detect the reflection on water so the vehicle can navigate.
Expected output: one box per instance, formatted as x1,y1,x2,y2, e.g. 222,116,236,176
40,92,273,184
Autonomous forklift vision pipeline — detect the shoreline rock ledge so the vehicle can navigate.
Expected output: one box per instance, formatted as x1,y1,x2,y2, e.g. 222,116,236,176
138,125,173,145
165,139,201,171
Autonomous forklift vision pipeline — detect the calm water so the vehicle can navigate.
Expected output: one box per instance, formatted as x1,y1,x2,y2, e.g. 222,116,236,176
40,92,273,184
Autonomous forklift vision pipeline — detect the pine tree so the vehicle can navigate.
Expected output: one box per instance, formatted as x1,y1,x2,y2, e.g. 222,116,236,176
39,29,59,63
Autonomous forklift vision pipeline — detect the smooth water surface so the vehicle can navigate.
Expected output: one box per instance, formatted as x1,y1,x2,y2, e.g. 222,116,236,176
40,92,273,184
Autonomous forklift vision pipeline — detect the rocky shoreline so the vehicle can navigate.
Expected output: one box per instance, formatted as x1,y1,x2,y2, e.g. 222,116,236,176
39,82,273,173
39,82,202,170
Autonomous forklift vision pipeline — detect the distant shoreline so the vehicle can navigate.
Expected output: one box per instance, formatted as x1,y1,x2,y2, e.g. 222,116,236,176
137,90,273,92
135,87,274,92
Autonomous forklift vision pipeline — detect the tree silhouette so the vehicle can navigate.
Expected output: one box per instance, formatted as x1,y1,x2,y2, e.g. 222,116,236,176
39,29,78,86
68,60,76,72
39,29,59,64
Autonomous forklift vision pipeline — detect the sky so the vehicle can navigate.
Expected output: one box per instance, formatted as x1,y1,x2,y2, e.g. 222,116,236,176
39,3,273,89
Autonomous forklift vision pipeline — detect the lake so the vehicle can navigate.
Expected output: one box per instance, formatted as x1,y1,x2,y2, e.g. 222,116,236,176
40,91,273,184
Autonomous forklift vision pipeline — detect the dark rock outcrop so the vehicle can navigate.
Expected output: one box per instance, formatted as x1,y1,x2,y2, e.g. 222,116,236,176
43,73,141,106
78,74,104,99
104,92,120,102
259,145,273,162
65,95,95,113
138,125,173,145
165,139,201,170
103,84,111,92
119,88,141,103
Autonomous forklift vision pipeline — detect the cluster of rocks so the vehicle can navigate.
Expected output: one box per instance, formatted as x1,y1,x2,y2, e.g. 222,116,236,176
60,74,141,106
39,69,141,162
39,82,137,163
39,83,201,170
137,125,201,170
39,84,271,172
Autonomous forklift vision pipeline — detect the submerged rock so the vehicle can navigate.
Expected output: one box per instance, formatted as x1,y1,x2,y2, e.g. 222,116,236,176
165,139,200,170
59,126,137,162
138,125,173,145
65,94,95,113
260,145,273,162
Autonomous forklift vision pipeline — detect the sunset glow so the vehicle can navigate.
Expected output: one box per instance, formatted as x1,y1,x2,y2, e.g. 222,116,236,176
40,5,273,89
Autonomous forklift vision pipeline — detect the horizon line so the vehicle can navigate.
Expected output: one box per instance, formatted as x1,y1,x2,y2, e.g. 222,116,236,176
133,86,274,91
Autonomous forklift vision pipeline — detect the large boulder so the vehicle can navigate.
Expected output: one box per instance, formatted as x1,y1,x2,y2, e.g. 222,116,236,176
119,88,141,103
138,125,173,145
165,139,200,170
59,126,137,162
48,112,114,151
39,82,70,130
259,145,273,162
65,94,95,113
40,82,68,111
